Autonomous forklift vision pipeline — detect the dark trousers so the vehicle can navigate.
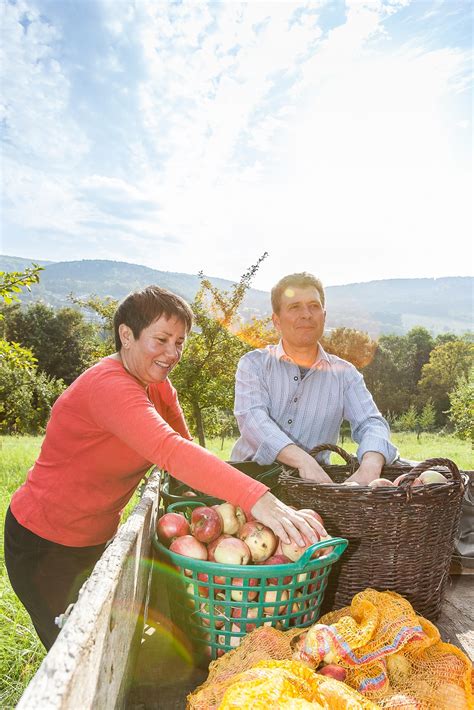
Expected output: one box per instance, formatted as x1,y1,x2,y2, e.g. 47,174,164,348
4,507,106,650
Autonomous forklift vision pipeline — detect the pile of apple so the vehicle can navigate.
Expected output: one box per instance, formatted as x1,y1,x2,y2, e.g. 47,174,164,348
363,469,449,489
156,502,333,652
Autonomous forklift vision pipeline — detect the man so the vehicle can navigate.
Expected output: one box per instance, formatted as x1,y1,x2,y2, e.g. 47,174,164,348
231,272,398,484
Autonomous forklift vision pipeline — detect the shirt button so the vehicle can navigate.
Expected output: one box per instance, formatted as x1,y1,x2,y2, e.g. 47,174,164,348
294,397,297,402
288,419,293,424
294,376,298,381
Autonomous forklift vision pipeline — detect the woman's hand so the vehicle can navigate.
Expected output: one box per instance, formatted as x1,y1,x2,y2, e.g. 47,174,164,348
250,491,326,546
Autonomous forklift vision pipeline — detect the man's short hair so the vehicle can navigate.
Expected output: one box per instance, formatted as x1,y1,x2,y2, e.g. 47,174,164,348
271,273,325,314
113,285,193,350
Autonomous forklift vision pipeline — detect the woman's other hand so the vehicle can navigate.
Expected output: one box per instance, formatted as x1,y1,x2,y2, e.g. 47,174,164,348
250,492,326,546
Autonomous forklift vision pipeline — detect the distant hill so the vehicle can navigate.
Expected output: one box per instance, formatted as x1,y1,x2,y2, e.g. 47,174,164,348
1,255,472,336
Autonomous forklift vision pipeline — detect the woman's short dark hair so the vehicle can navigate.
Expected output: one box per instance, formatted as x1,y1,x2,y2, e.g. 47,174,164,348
113,286,193,350
271,272,325,314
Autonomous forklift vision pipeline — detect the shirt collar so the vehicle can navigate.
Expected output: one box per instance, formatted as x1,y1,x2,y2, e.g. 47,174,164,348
276,340,330,369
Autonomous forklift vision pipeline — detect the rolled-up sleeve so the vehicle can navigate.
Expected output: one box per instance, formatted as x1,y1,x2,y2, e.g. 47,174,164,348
233,353,293,464
343,368,399,464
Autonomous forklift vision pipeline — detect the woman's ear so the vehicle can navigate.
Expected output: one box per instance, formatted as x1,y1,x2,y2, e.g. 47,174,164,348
118,323,133,350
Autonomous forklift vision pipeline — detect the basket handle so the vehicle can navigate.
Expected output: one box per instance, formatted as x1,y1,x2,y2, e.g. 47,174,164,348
295,537,348,570
398,457,463,489
308,444,357,467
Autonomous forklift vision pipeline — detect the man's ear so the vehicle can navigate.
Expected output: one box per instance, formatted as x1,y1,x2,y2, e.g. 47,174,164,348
118,323,133,350
272,312,281,333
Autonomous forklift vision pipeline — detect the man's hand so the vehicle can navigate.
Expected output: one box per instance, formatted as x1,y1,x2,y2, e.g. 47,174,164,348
277,444,333,484
345,451,385,486
250,491,327,546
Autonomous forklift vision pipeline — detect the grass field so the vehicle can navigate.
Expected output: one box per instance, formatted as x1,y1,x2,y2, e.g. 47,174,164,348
0,432,471,705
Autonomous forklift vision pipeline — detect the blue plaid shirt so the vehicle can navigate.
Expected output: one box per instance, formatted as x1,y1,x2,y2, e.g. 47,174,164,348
231,341,398,466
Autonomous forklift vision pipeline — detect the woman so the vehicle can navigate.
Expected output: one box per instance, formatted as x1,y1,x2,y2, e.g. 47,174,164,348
4,285,323,650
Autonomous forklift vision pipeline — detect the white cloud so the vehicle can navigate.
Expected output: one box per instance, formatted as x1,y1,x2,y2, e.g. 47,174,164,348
0,0,89,166
1,0,471,289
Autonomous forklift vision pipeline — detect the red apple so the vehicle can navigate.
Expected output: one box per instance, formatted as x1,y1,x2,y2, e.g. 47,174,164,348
169,535,208,561
298,508,326,529
191,506,223,543
156,512,190,545
261,554,293,585
368,478,396,488
207,533,232,561
281,531,318,562
214,537,251,565
230,576,259,601
231,605,259,632
238,521,278,562
213,502,246,535
198,600,227,629
235,506,247,530
318,664,347,682
419,470,447,485
393,473,423,487
218,631,241,650
290,591,303,614
262,588,289,615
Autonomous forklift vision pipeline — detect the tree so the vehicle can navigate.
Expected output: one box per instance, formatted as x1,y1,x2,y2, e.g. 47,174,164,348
2,302,99,384
417,340,474,424
69,293,118,357
171,256,267,447
393,404,419,432
418,400,436,433
0,265,65,434
447,370,474,441
0,263,43,306
236,316,278,349
406,327,434,390
0,361,65,434
363,345,410,416
321,328,377,369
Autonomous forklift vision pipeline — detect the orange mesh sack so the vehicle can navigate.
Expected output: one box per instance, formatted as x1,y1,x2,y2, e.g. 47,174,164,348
187,589,473,710
294,588,473,709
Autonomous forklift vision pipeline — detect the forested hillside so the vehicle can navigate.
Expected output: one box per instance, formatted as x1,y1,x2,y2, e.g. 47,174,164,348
1,255,472,336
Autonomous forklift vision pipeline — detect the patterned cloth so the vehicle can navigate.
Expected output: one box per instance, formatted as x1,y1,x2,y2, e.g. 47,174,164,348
231,342,398,466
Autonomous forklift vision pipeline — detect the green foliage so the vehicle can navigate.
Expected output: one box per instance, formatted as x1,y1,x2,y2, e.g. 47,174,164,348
321,327,377,369
418,400,436,432
172,255,267,446
393,404,419,432
447,370,474,442
0,363,65,435
0,339,37,370
417,340,474,424
69,293,118,356
0,264,43,309
2,302,100,384
236,315,278,348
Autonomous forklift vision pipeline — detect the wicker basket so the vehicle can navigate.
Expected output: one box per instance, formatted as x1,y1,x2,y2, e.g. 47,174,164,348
278,444,467,620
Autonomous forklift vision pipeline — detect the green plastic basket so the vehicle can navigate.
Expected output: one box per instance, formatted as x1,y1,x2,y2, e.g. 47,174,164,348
153,502,348,663
161,460,283,510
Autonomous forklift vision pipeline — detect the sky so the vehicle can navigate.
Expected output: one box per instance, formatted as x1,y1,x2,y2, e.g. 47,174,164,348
0,0,472,291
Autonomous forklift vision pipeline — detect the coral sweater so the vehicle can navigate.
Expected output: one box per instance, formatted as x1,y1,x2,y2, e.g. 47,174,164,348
11,358,268,547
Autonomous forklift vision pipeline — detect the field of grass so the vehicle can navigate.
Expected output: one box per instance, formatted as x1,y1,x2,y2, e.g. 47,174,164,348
0,432,471,704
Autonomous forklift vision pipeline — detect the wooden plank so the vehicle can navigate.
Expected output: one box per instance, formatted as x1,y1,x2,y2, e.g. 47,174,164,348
436,575,474,660
17,469,161,710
